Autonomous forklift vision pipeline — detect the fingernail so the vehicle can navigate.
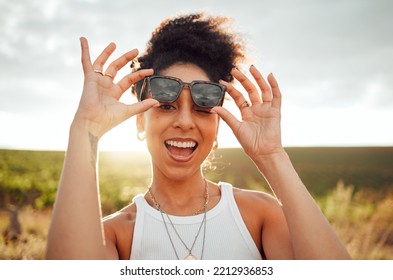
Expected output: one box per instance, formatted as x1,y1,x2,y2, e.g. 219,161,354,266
250,64,260,72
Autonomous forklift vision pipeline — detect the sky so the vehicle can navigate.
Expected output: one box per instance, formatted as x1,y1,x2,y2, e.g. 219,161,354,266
0,0,392,151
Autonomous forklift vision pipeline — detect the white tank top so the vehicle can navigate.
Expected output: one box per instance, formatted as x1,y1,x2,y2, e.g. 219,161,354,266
130,182,262,260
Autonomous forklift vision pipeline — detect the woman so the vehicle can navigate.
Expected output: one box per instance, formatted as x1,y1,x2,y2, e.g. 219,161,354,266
46,13,350,260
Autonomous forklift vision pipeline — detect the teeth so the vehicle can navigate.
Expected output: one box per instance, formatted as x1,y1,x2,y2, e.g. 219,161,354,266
166,140,197,148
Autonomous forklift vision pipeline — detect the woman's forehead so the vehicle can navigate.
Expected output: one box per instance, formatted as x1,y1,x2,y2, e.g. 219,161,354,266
159,63,211,83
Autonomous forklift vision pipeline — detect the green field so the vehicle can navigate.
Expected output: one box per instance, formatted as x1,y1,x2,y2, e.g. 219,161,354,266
0,147,392,259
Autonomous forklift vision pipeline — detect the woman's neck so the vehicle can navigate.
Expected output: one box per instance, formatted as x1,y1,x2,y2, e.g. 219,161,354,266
147,172,208,216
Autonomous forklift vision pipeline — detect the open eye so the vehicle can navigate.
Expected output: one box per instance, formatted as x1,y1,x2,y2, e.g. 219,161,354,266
158,103,176,111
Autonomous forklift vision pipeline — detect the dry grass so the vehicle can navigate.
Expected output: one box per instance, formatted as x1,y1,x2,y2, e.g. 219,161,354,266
321,181,393,259
0,182,392,259
0,208,51,260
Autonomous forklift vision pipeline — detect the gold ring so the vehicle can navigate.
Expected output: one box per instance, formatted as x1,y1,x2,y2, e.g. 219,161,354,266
94,69,103,75
240,100,250,109
104,73,114,78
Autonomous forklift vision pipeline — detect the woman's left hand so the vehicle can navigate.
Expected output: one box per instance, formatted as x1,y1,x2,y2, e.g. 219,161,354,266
212,65,283,161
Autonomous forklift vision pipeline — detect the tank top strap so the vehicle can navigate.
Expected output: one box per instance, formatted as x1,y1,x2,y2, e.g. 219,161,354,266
130,194,145,259
219,181,232,196
132,193,145,208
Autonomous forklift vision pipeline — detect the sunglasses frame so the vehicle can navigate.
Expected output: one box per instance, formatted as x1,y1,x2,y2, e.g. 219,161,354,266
138,75,226,108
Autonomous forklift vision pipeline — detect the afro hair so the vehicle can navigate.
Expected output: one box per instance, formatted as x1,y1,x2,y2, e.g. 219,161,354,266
132,13,246,95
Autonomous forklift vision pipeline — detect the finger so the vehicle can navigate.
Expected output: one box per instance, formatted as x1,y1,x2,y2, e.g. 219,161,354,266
232,68,261,104
125,98,159,118
267,73,282,109
104,49,139,79
116,69,154,97
250,65,273,102
220,80,251,112
211,106,241,135
80,37,93,75
92,42,116,72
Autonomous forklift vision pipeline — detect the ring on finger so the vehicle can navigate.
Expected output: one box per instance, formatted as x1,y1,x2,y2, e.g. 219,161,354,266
104,73,114,79
94,69,104,75
240,100,250,109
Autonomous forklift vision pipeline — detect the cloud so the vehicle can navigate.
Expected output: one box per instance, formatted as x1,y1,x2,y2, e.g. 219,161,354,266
1,0,392,149
242,0,393,108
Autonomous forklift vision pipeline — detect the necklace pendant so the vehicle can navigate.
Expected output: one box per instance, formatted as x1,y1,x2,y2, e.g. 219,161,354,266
184,253,198,260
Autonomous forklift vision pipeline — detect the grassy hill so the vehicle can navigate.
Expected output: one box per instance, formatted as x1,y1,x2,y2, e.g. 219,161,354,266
1,147,393,210
0,147,392,259
210,147,393,196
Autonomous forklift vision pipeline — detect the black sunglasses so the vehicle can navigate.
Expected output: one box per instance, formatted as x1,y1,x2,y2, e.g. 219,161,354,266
137,75,226,108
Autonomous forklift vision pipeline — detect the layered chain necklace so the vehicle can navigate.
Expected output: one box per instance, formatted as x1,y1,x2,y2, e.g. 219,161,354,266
148,179,209,260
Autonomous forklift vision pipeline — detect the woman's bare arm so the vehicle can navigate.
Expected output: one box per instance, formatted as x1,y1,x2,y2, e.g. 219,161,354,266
214,66,350,259
45,38,157,259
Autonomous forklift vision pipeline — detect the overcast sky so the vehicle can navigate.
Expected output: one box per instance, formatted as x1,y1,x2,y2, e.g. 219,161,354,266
1,0,392,151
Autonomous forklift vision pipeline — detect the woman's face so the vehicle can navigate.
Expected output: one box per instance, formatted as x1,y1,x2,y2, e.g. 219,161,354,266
138,63,220,180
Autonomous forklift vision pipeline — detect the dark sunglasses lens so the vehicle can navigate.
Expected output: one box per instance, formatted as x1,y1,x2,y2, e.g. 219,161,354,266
191,84,224,107
149,77,180,102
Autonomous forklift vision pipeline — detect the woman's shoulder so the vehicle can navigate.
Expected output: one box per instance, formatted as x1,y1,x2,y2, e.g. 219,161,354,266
228,184,283,223
103,203,136,223
230,185,280,209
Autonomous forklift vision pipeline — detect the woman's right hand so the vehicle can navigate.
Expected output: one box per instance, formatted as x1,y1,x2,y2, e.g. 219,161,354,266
74,37,158,138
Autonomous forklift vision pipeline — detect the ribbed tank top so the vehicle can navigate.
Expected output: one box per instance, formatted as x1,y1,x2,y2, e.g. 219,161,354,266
130,182,262,260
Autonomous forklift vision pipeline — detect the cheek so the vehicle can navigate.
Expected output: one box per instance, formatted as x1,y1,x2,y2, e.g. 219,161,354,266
143,113,162,134
144,116,163,155
202,116,220,140
210,115,220,133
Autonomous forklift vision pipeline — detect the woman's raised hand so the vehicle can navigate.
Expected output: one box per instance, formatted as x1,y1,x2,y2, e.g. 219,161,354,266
74,37,158,138
213,65,283,161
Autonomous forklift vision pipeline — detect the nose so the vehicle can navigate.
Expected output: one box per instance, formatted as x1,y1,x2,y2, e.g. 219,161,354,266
172,87,196,130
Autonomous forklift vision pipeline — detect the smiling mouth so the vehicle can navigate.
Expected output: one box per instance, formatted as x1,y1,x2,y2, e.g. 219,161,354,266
165,140,198,159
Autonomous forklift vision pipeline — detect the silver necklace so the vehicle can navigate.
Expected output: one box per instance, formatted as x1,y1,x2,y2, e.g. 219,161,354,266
148,179,208,260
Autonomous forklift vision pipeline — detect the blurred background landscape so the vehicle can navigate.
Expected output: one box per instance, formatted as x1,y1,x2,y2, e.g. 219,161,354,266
1,147,392,259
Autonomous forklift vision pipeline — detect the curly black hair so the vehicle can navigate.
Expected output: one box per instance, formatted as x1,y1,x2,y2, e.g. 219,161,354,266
132,13,246,95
